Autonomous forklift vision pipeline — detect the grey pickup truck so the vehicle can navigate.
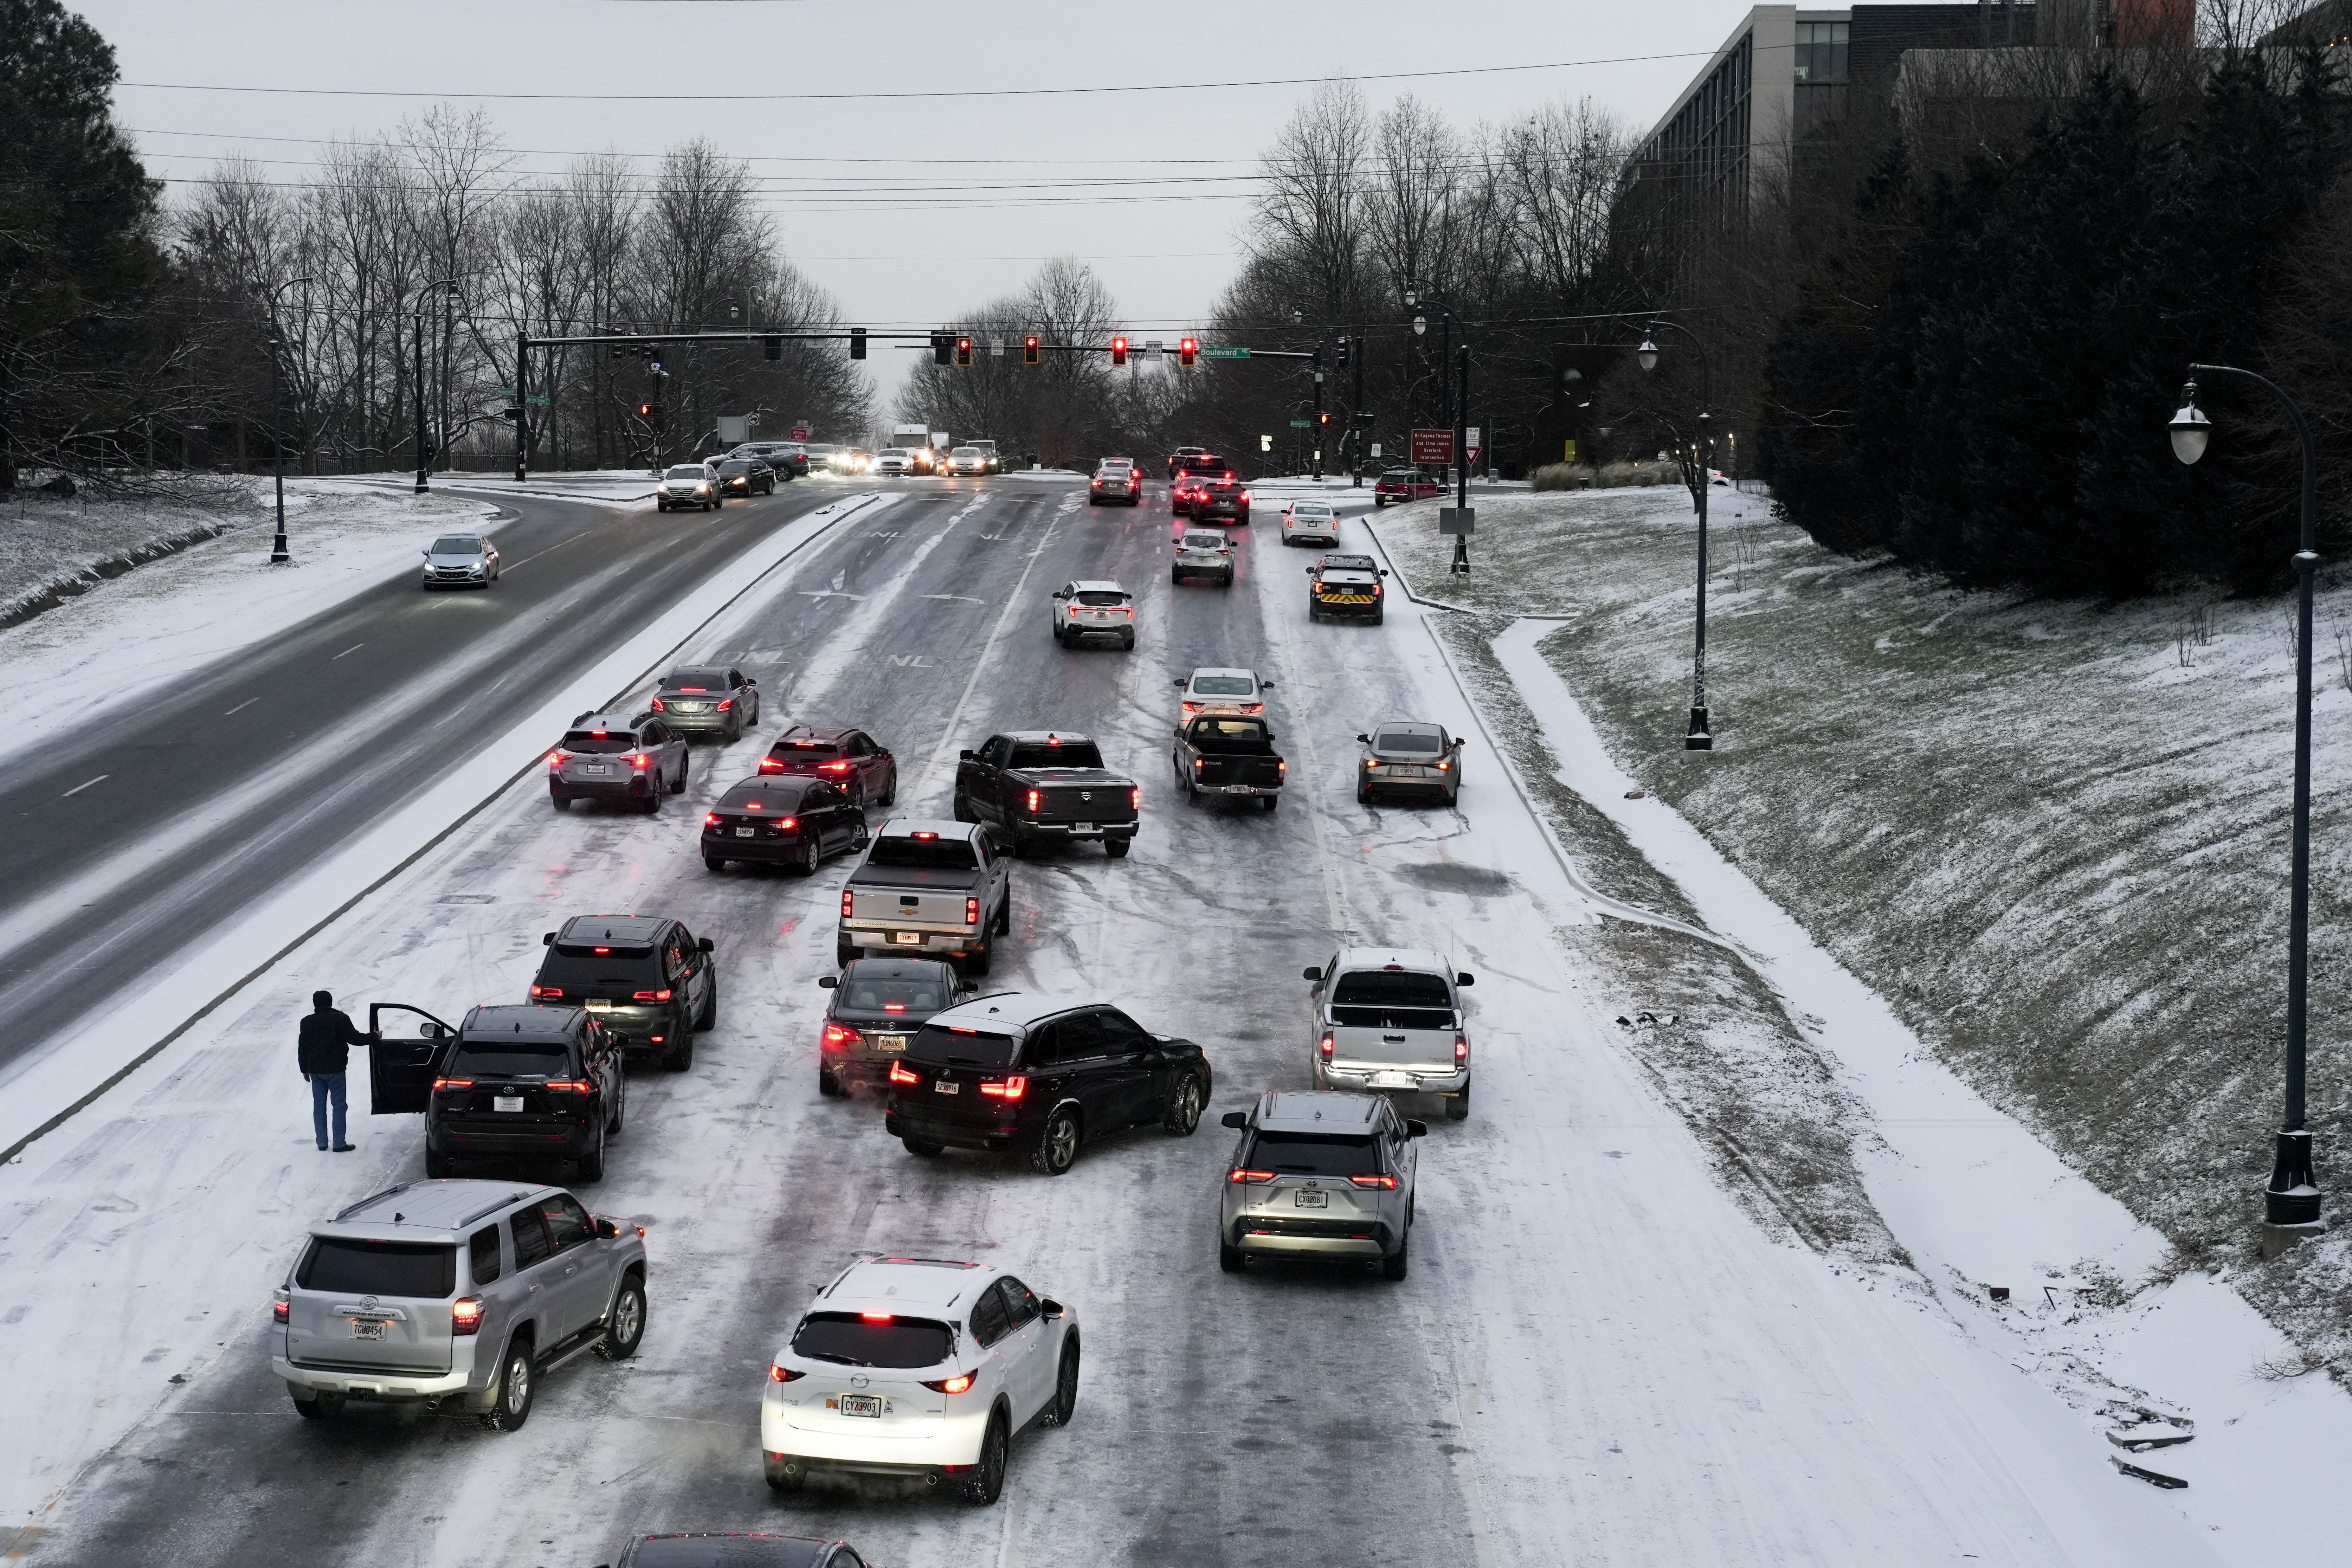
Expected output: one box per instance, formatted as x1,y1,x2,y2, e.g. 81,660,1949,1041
1172,716,1285,812
953,730,1140,858
838,820,1014,974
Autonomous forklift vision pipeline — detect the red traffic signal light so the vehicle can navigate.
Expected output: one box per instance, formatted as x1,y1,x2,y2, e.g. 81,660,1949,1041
1317,411,1331,425
636,402,652,418
1023,334,1039,366
955,336,973,368
1110,335,1128,367
1178,336,1197,367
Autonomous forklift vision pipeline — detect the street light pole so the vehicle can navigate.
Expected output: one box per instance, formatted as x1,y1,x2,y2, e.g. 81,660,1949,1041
264,275,313,564
410,278,459,492
1638,318,1717,751
2169,365,2325,1257
1407,286,1473,574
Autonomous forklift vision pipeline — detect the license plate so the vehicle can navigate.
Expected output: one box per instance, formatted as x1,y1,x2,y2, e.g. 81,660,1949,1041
1390,766,1424,778
871,1035,907,1052
351,1318,388,1341
496,1095,524,1112
891,931,923,946
1294,1189,1329,1209
838,1394,883,1418
1224,785,1253,795
584,765,611,776
1072,821,1097,832
584,999,614,1012
933,1079,960,1095
734,827,754,838
1372,1072,1415,1089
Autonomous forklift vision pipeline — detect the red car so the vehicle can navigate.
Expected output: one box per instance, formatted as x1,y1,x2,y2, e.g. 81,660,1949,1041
757,724,898,808
1373,468,1443,506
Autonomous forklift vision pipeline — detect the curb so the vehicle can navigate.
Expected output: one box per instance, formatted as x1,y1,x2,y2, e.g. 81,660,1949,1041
0,521,237,631
1358,515,1477,614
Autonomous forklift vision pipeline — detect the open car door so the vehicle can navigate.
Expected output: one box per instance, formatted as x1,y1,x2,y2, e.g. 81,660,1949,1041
368,1003,457,1115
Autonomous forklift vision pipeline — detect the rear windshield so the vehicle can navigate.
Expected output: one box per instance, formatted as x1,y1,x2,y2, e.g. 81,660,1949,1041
1074,592,1127,607
562,730,638,754
1330,968,1456,1029
718,461,751,474
1374,730,1443,754
446,1039,573,1077
429,536,481,554
1244,1131,1379,1177
663,669,727,690
907,1023,1018,1069
1180,534,1226,549
718,782,808,810
537,944,664,989
1181,456,1228,473
839,973,952,1013
1189,719,1274,752
791,1312,954,1369
1007,741,1105,769
770,738,844,760
297,1237,457,1298
868,837,978,870
1290,505,1332,517
1191,676,1255,696
665,466,705,479
1322,555,1376,570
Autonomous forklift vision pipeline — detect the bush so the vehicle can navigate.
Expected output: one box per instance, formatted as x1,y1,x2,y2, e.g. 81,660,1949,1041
1531,463,1592,491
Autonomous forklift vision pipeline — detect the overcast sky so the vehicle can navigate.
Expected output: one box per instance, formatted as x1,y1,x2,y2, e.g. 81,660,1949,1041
78,0,1888,404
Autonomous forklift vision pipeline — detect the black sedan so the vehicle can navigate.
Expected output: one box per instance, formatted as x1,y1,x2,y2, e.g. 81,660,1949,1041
716,459,776,498
702,775,869,874
813,957,966,1097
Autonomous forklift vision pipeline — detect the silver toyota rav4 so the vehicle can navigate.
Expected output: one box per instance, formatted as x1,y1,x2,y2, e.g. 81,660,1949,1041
1218,1090,1424,1279
272,1178,647,1431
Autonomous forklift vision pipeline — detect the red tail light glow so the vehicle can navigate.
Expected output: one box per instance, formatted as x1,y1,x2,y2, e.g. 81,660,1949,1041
883,1002,906,1012
1239,490,1251,503
860,1311,894,1323
842,889,855,918
889,1061,919,1085
704,813,720,826
272,1292,288,1324
530,985,562,998
911,830,937,840
780,817,799,830
717,698,734,710
820,761,850,773
978,1075,1027,1100
966,897,980,924
1025,789,1039,813
923,1372,976,1394
1228,1168,1275,1184
433,1078,474,1090
1130,787,1141,808
1349,1173,1399,1190
1277,760,1287,775
770,1364,805,1383
631,989,673,1002
823,1022,861,1050
545,1080,592,1092
548,750,569,767
1318,1034,1334,1059
1455,1036,1468,1063
452,1296,486,1335
759,758,781,772
630,753,649,768
649,697,664,710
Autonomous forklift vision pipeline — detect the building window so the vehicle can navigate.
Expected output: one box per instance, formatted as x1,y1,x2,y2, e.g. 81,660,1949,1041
1793,20,1850,85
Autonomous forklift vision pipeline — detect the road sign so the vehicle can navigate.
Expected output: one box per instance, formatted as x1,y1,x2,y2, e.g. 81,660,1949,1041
1467,425,1483,463
1288,419,1311,429
1370,442,1383,458
1411,428,1452,465
790,426,810,441
1145,339,1163,360
1260,434,1273,451
1200,346,1250,360
1439,507,1476,536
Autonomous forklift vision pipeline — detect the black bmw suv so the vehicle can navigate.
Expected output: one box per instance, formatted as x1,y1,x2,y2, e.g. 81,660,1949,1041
529,915,717,1071
882,992,1212,1175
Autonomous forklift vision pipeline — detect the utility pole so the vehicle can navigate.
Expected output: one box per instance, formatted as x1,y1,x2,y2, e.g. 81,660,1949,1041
515,331,530,483
1311,345,1325,481
1352,338,1367,487
1452,343,1471,573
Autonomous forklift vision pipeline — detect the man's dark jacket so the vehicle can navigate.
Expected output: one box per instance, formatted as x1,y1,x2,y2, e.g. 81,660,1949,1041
298,1008,370,1075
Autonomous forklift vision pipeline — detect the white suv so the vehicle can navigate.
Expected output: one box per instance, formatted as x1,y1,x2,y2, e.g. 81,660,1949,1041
1049,579,1135,650
1306,947,1475,1119
762,1257,1081,1505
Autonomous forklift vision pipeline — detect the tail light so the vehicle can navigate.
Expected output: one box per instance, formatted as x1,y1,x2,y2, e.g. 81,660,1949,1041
1318,1034,1334,1059
545,1080,592,1092
966,897,981,924
1242,703,1264,715
1436,759,1451,772
1277,760,1287,775
704,813,720,827
780,817,798,830
629,753,649,768
1182,701,1203,714
631,989,673,1002
548,750,568,768
1349,1173,1399,1190
530,985,562,998
1371,582,1383,593
842,889,855,918
888,1061,919,1085
1239,490,1251,503
823,1022,862,1050
1193,757,1205,773
759,758,781,772
433,1077,473,1090
717,697,734,710
1228,1168,1275,1184
272,1291,289,1324
1454,1036,1468,1063
922,1372,976,1394
979,1075,1027,1100
452,1296,486,1335
649,697,664,710
1130,787,1141,809
1025,789,1039,813
770,1364,805,1383
820,761,851,773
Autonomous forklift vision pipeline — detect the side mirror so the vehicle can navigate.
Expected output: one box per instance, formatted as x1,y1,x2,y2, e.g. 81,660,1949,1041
1353,733,1371,744
959,748,977,762
594,1216,625,1239
1171,679,1187,689
1302,966,1322,982
1406,1119,1429,1139
1220,1111,1250,1130
421,549,430,558
1456,973,1475,987
698,937,715,953
817,975,839,989
1040,1298,1067,1320
1258,681,1273,690
1380,569,1391,577
542,932,555,946
421,1022,445,1040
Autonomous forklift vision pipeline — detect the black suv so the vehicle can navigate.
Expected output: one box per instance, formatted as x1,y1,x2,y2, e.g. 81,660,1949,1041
364,1002,625,1181
702,774,869,874
529,915,718,1070
813,957,965,1097
882,992,1213,1175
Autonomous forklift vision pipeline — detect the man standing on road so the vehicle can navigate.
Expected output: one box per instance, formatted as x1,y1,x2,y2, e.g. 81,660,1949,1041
298,990,376,1153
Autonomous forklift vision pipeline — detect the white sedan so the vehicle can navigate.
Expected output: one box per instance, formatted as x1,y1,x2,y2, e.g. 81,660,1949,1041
1280,498,1342,547
1174,665,1272,718
762,1257,1080,1506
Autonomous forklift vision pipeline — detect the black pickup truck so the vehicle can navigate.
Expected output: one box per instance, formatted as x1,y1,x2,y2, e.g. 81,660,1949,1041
953,730,1140,858
1172,716,1285,812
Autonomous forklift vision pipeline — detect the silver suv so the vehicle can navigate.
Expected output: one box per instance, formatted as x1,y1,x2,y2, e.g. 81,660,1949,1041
549,711,690,813
1306,947,1474,1119
1218,1091,1423,1279
272,1178,647,1431
657,463,719,512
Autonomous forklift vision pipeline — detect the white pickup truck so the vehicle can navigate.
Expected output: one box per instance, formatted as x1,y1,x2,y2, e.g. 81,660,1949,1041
1304,947,1475,1120
838,820,1014,974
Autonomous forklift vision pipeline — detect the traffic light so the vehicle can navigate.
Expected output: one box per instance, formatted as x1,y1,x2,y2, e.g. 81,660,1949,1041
932,332,952,366
1336,337,1350,367
1178,336,1197,367
1318,412,1331,427
956,336,973,368
764,336,781,361
1024,334,1039,366
849,327,867,360
635,401,652,419
1110,335,1128,367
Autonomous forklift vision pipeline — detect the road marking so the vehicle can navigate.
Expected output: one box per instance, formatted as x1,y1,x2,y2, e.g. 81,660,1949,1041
223,698,257,716
60,775,108,799
799,590,866,601
922,594,983,603
331,643,365,659
885,655,935,668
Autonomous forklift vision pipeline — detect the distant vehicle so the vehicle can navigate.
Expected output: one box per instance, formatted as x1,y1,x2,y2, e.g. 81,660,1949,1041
1279,499,1341,547
802,443,839,472
1306,553,1388,624
1175,667,1270,718
831,448,869,474
1089,458,1141,505
272,1177,646,1432
1218,1090,1424,1276
950,445,987,476
837,820,1012,972
813,957,966,1097
1353,720,1464,807
1193,476,1251,525
1171,528,1233,586
1166,444,1209,478
734,442,801,479
656,463,718,512
875,447,916,476
548,711,690,814
887,421,931,452
701,774,869,875
649,664,761,742
370,1001,626,1181
1172,715,1283,811
759,724,898,809
1048,579,1136,650
761,1256,1084,1504
773,442,812,478
617,1535,874,1568
1304,947,1475,1120
953,730,1140,859
1374,468,1442,506
421,533,500,589
715,459,775,498
528,912,719,1069
965,438,1004,473
1170,452,1233,517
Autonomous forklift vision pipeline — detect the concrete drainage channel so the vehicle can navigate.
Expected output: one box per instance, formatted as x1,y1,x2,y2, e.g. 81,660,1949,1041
0,521,236,630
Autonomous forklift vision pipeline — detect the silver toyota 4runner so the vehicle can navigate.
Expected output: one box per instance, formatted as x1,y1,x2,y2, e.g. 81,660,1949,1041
272,1178,647,1431
1305,947,1475,1120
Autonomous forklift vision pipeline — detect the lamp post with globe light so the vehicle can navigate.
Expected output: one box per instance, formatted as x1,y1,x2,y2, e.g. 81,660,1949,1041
1406,288,1473,576
264,275,314,563
1638,319,1717,750
2169,366,2325,1257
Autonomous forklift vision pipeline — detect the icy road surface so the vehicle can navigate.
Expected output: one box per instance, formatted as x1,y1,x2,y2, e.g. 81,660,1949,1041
7,476,2231,1565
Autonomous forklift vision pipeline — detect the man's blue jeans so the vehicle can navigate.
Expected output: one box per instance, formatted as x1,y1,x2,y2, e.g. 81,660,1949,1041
310,1073,348,1149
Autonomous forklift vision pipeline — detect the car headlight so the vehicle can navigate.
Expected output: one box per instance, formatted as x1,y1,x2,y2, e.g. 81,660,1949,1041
695,483,710,492
468,564,485,575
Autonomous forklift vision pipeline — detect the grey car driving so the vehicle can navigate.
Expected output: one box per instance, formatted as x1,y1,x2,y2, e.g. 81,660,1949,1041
1218,1090,1423,1279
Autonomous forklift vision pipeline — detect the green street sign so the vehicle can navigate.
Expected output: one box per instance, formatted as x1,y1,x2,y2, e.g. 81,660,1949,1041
1201,346,1250,360
1288,419,1312,428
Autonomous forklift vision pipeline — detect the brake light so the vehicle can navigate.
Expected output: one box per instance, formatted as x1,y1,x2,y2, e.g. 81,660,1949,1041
272,1291,289,1324
1242,703,1264,715
548,750,569,767
545,1080,592,1092
820,761,851,773
883,1001,906,1012
823,1022,861,1050
1239,491,1251,503
649,697,664,710
1455,1036,1468,1063
770,1364,805,1383
923,1372,976,1394
1182,700,1203,714
1349,1173,1399,1190
704,813,720,827
979,1076,1027,1099
842,889,854,918
1025,789,1039,813
860,1311,894,1323
594,946,610,954
452,1296,486,1335
530,986,562,998
965,896,980,924
911,830,937,840
631,989,673,1002
1228,1168,1275,1184
1130,787,1141,809
433,1078,473,1090
1318,1034,1334,1059
889,1061,919,1085
1277,760,1287,775
1193,757,1205,772
630,753,649,768
759,758,781,772
717,697,733,710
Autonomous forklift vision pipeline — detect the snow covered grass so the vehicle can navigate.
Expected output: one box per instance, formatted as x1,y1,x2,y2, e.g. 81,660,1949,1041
1373,486,2352,1377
